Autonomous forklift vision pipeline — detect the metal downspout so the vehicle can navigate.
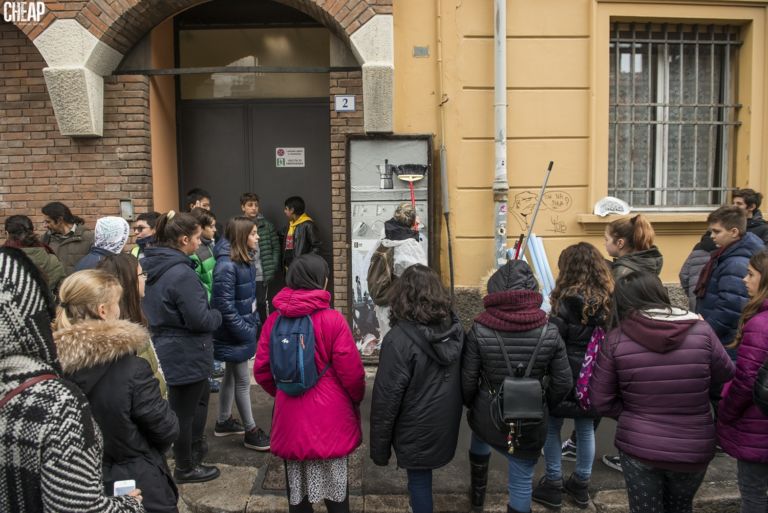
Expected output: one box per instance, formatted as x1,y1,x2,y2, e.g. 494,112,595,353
437,0,454,297
493,0,509,268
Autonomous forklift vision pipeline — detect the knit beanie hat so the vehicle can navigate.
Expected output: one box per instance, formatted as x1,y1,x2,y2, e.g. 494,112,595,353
0,247,60,379
487,259,538,294
94,217,130,254
393,203,416,227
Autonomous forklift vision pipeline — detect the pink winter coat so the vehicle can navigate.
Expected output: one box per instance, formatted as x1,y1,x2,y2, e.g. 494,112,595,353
717,301,768,463
253,287,365,461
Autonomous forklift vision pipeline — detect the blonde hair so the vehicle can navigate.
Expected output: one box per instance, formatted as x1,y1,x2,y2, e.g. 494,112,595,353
54,269,122,330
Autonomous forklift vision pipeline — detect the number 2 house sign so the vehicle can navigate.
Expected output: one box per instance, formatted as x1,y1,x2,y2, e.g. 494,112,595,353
275,147,306,168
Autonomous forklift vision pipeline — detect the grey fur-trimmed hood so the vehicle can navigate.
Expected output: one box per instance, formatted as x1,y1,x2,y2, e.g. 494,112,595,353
54,319,149,374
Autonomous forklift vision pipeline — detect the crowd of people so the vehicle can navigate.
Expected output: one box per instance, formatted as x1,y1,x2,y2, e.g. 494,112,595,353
2,187,768,513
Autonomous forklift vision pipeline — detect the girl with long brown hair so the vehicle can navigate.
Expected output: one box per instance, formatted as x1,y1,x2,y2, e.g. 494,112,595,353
717,251,768,513
211,217,270,451
534,243,613,509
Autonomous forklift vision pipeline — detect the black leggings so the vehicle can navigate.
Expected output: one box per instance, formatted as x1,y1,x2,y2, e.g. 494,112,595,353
620,452,705,513
168,379,210,469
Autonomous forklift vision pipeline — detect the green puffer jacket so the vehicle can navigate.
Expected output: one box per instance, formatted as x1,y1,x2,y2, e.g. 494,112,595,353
20,246,66,294
190,238,216,301
256,215,280,282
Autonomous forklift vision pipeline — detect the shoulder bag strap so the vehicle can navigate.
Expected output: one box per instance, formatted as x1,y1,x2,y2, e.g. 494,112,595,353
492,331,516,377
0,374,57,409
524,325,549,378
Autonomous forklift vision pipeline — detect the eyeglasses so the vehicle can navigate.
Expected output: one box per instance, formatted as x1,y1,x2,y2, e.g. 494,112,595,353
133,225,150,232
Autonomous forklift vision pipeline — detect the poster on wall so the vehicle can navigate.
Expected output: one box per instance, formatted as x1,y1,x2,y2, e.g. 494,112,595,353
349,137,431,357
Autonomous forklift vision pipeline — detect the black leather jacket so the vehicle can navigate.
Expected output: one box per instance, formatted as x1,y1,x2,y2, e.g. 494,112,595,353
283,220,322,269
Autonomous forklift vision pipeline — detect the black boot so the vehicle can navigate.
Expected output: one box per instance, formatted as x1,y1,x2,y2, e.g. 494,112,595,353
469,451,491,512
564,473,590,508
173,464,220,484
531,475,563,509
191,436,208,466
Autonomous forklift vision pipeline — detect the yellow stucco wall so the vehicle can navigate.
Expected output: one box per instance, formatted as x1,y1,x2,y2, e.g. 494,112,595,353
394,0,768,288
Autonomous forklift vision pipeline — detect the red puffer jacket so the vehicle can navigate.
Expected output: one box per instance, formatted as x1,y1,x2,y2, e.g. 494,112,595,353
253,287,365,460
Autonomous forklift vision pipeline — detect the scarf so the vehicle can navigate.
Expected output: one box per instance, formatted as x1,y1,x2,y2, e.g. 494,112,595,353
474,289,547,332
694,244,728,298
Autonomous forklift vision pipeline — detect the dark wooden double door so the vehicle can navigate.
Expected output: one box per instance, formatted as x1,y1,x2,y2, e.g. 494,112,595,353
179,98,332,294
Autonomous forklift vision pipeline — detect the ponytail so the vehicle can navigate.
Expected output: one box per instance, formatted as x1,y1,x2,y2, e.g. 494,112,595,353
154,210,200,249
54,270,122,331
608,214,655,251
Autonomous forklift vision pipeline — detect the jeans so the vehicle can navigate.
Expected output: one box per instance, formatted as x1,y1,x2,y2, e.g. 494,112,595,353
620,452,705,513
406,469,433,513
470,433,537,513
737,459,768,513
217,360,256,431
168,379,210,469
544,416,595,481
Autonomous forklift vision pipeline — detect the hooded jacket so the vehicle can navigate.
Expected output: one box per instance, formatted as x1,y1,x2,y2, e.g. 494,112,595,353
680,234,717,311
611,246,664,280
696,232,765,346
57,319,179,513
747,209,768,244
254,288,365,460
0,247,141,513
43,223,95,276
141,246,222,385
717,301,768,463
370,315,465,469
212,238,258,362
590,309,734,471
548,295,605,419
462,290,572,459
190,237,216,302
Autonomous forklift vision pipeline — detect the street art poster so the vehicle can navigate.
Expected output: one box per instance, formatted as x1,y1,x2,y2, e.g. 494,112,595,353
349,137,431,357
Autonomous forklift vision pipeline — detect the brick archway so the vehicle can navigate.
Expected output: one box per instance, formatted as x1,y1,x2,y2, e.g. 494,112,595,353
14,0,393,136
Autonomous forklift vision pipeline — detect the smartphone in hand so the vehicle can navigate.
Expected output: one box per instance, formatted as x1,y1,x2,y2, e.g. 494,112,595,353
113,480,136,496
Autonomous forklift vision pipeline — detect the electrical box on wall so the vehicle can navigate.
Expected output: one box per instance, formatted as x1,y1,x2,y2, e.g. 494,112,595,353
348,135,433,359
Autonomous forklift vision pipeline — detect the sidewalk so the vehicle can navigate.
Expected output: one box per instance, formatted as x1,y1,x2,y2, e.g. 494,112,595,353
176,368,741,513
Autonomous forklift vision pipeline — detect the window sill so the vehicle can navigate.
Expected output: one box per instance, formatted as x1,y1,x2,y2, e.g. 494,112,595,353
577,212,709,235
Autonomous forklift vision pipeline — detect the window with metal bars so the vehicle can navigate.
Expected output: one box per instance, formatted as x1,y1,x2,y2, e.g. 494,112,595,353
608,22,741,209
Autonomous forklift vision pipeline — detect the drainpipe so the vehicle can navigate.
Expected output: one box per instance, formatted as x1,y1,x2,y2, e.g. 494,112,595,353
437,0,454,298
493,0,509,269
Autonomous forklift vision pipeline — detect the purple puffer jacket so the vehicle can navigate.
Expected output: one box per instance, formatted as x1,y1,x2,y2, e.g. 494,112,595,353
717,301,768,463
590,308,734,470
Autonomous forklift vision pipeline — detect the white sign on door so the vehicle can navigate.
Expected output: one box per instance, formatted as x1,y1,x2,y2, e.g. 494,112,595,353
275,147,305,168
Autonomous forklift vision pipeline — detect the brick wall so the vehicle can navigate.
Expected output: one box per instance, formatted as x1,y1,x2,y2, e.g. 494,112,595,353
330,70,364,314
0,21,152,241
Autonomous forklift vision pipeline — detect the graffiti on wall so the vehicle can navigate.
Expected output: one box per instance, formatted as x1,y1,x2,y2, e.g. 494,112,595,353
511,190,573,233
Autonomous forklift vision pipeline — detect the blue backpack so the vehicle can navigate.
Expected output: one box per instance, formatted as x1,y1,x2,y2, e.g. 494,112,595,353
269,314,328,396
